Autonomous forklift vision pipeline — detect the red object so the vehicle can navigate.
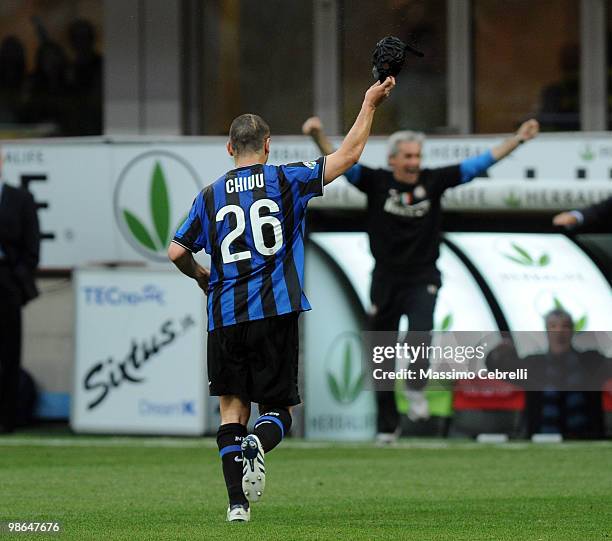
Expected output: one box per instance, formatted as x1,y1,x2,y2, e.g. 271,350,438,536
603,379,612,412
453,378,525,411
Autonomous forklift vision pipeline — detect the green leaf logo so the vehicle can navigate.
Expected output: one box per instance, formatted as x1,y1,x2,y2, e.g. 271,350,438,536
327,372,343,402
503,192,522,209
326,340,364,404
552,297,588,331
574,315,587,332
503,243,550,267
122,161,172,253
123,210,157,251
436,313,453,331
151,162,170,248
580,145,595,162
114,151,202,262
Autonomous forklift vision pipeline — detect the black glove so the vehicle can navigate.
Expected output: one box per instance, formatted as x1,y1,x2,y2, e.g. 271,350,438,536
372,36,424,83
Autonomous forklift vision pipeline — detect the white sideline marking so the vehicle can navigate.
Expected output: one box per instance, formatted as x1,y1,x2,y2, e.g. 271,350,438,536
0,437,213,449
0,437,609,451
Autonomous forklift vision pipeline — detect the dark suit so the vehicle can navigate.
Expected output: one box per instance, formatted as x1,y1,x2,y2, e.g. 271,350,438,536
0,182,40,432
579,196,612,232
487,346,610,439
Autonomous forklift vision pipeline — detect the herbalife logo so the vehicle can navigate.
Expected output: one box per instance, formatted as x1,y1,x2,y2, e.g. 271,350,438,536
436,313,453,331
552,296,588,332
325,333,364,405
535,290,588,332
579,145,595,162
503,192,521,209
503,242,550,267
114,151,201,262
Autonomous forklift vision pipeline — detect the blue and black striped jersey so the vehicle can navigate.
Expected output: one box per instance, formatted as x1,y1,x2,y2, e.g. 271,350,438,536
173,157,325,330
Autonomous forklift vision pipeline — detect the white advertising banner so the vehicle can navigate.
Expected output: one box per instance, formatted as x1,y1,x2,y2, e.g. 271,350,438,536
441,179,612,212
304,241,376,441
447,233,612,339
2,144,117,267
325,133,612,179
2,135,612,269
1,141,224,269
303,233,499,441
71,268,207,435
309,233,498,332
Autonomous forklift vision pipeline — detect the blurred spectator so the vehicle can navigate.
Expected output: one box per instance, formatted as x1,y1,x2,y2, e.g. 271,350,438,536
392,24,447,133
486,309,610,439
0,13,103,136
536,42,580,131
553,196,612,232
0,149,41,433
22,40,70,135
65,18,103,135
0,36,27,124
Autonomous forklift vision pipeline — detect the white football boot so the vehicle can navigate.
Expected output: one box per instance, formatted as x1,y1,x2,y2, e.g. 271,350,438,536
375,429,400,445
405,389,430,421
241,434,266,502
226,503,250,522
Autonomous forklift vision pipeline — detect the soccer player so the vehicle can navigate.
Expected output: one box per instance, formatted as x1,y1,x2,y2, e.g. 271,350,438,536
168,77,395,522
302,116,540,442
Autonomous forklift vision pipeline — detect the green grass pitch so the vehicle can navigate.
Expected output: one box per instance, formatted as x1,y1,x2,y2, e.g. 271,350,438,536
1,436,610,540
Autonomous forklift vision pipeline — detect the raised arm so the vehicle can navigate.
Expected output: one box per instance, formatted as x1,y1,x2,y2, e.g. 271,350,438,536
491,119,539,161
322,77,395,185
457,119,540,185
302,116,361,186
302,116,336,155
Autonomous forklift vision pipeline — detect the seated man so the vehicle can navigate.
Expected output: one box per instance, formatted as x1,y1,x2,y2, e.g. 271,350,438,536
486,309,610,439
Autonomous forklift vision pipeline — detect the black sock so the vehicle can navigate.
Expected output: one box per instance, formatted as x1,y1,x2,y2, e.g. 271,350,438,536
253,408,292,453
216,423,248,506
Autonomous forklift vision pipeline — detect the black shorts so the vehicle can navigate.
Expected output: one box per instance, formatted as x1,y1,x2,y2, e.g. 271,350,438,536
207,312,300,406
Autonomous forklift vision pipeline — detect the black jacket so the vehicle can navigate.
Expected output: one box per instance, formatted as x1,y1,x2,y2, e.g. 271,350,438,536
487,345,610,438
580,196,612,232
0,182,40,304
